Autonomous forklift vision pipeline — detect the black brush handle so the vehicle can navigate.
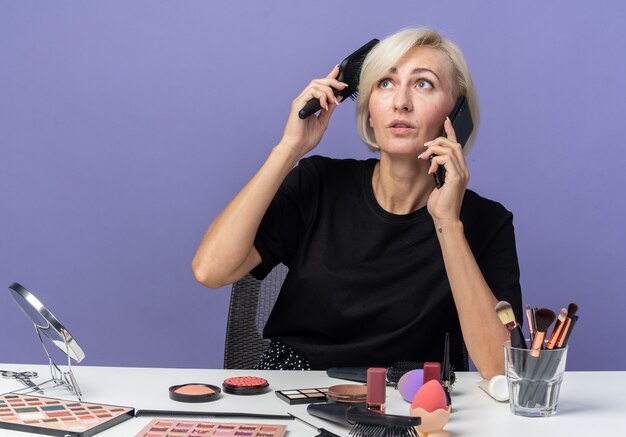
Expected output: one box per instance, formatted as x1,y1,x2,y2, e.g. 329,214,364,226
530,316,577,403
511,326,528,349
135,409,292,420
326,367,368,383
307,403,351,425
298,87,343,119
526,352,563,406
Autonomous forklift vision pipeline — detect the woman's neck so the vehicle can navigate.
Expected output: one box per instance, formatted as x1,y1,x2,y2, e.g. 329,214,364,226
372,155,435,215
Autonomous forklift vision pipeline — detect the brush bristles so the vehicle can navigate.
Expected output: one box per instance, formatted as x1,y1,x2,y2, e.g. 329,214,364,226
567,302,578,317
495,301,517,326
350,423,419,437
534,308,556,333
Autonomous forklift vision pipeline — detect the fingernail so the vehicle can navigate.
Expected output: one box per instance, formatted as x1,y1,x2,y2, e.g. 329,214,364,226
418,152,424,159
428,168,433,175
335,98,339,105
424,141,433,146
342,83,349,87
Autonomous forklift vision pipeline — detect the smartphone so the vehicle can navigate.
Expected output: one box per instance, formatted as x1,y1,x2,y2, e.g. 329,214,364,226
430,95,474,188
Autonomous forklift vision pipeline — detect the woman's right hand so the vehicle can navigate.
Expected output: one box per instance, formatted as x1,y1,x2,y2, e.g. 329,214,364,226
278,65,348,157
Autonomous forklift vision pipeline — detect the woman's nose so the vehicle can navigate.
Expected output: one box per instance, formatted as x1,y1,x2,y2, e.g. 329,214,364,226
393,87,413,112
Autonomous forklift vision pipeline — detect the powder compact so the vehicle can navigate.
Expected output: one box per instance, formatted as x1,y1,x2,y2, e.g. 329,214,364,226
325,384,367,403
222,376,269,396
169,383,221,403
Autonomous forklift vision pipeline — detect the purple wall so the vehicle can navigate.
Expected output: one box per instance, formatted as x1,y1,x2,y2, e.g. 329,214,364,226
1,1,624,371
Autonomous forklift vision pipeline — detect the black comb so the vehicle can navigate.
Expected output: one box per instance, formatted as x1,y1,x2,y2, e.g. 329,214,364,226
299,38,379,119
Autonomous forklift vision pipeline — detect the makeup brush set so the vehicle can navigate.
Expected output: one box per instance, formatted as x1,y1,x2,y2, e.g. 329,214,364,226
496,300,579,409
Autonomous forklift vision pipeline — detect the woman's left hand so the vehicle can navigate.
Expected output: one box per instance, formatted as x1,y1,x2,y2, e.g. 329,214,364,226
419,117,469,224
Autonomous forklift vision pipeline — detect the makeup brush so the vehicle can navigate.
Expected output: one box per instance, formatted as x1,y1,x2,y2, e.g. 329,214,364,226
560,314,579,348
495,301,527,349
529,308,556,355
441,332,452,406
308,403,420,437
289,413,342,437
546,308,568,350
518,308,556,406
135,409,292,420
299,39,379,119
529,307,579,405
556,303,579,348
525,304,536,343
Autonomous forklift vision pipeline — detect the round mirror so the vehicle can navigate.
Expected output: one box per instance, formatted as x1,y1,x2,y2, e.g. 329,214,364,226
9,282,85,363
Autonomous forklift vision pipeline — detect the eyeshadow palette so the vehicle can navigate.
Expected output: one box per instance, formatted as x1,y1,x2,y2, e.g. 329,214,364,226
0,393,134,436
135,419,287,437
275,387,329,405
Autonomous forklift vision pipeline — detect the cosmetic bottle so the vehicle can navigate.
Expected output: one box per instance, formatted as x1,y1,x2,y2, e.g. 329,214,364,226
366,368,386,413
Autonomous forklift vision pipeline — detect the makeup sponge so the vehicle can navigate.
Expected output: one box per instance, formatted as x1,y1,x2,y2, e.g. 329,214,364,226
411,380,447,413
397,369,424,403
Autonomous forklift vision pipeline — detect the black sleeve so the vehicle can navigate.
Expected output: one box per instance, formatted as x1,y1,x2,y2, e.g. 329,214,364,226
250,157,320,280
476,212,524,326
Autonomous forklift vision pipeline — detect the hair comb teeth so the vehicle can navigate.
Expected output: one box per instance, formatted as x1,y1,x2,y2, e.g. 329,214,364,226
299,39,379,119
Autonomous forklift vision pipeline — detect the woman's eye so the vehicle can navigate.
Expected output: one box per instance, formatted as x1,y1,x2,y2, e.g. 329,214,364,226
416,80,433,89
378,79,393,89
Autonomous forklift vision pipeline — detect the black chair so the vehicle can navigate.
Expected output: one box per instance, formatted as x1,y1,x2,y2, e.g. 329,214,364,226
223,264,287,369
223,262,469,371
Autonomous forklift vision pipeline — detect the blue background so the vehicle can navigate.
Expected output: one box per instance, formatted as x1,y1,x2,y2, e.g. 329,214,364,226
1,1,624,370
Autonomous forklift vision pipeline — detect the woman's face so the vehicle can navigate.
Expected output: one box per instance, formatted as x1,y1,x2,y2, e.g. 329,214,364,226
368,46,456,156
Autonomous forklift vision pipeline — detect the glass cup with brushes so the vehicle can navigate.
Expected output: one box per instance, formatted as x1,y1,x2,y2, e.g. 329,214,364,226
498,301,578,417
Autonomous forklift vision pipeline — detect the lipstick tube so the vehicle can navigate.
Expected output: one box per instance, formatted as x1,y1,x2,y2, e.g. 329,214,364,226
366,368,386,413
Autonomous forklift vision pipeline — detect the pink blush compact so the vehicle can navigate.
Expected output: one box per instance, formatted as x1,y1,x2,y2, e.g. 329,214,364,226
222,376,270,395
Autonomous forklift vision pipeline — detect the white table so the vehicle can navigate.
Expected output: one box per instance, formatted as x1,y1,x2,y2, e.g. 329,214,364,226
0,363,623,436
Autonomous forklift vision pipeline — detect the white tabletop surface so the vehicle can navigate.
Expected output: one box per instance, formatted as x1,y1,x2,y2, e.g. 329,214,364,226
0,363,623,436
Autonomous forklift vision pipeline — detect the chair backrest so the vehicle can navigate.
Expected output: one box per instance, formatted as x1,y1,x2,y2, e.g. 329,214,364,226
223,264,288,369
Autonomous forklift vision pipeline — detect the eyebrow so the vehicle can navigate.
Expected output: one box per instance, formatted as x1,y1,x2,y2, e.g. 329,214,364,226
388,66,440,81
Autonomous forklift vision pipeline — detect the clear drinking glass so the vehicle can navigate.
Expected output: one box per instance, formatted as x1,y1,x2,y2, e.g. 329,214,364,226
504,340,568,417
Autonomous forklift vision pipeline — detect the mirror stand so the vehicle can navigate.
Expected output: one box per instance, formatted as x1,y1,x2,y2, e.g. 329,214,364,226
12,324,83,401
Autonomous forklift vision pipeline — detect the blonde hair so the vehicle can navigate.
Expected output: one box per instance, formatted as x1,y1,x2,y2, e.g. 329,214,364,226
356,28,480,153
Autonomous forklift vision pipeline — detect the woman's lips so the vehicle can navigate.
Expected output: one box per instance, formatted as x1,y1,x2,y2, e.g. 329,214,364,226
388,120,415,135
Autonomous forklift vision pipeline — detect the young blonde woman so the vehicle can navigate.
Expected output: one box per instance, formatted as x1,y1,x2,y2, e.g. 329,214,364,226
193,28,522,378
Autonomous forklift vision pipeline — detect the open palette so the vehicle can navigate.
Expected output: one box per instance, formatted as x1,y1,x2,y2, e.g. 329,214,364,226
0,393,134,436
135,419,287,437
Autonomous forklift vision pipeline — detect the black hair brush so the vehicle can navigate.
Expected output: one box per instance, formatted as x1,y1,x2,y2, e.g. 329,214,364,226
308,403,420,437
298,38,379,119
327,361,456,388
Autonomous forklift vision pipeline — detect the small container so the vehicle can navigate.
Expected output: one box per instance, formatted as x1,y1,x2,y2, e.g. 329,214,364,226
505,340,568,417
326,384,367,403
169,383,221,403
222,376,270,395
